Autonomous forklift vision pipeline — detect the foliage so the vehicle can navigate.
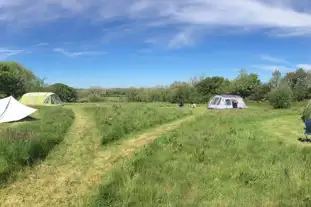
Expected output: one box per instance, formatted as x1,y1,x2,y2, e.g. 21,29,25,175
284,68,309,101
231,70,261,98
85,104,192,145
44,83,77,102
0,106,74,184
268,70,282,88
267,83,293,109
248,83,271,101
195,76,230,102
0,61,44,98
5,60,311,106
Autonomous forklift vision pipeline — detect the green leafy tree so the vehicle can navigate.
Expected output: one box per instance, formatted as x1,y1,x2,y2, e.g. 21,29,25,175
195,76,230,102
44,83,77,102
231,70,261,98
284,68,309,101
267,82,293,109
248,83,271,101
0,61,43,98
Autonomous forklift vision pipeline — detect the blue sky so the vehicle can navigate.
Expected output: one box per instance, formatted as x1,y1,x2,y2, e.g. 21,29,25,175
1,0,311,88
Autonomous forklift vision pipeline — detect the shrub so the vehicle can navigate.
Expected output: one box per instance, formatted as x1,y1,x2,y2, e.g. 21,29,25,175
44,83,77,102
267,83,293,109
0,106,74,184
85,104,192,145
88,94,104,102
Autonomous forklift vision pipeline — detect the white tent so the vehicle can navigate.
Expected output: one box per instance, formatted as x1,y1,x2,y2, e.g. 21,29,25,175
0,96,37,123
208,94,247,109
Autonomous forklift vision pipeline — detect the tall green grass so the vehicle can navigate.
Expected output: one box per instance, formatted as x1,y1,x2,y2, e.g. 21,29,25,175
85,104,192,145
90,108,311,206
0,106,74,184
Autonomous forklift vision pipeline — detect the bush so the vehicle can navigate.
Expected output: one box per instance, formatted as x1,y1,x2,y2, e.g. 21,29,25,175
88,94,104,102
44,83,77,102
0,106,74,184
267,83,293,109
85,104,192,145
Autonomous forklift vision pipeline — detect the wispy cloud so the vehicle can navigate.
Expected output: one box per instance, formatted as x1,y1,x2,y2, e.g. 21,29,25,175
2,1,311,48
251,64,293,72
0,48,26,60
34,42,49,47
259,54,289,64
52,48,105,57
168,29,194,49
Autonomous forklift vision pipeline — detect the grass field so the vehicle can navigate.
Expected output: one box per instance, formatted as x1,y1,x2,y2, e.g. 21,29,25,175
90,104,311,207
85,104,192,145
1,102,311,206
0,106,74,185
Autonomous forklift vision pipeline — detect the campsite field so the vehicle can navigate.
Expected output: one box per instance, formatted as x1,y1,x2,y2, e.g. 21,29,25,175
0,106,74,185
0,102,311,206
85,104,192,145
90,103,311,207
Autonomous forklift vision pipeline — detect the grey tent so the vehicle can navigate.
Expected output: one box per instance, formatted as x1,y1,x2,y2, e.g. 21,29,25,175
208,94,247,109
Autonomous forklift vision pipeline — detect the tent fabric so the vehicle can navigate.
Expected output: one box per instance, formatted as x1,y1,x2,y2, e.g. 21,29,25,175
19,92,62,105
0,96,37,123
208,94,247,109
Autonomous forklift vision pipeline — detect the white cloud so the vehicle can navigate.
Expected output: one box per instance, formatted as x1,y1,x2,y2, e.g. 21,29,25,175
52,48,105,57
251,64,293,72
260,54,289,64
34,42,49,47
2,1,311,47
168,29,194,49
297,64,311,70
0,48,26,60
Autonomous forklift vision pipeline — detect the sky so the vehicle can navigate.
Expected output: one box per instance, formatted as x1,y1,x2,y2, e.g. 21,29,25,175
2,0,311,88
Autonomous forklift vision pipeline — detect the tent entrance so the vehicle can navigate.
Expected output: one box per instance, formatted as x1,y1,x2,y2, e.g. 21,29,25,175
232,99,238,109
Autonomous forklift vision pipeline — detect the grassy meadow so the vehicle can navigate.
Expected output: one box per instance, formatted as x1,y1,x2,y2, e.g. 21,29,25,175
90,104,311,207
0,106,74,185
85,103,193,145
1,101,311,206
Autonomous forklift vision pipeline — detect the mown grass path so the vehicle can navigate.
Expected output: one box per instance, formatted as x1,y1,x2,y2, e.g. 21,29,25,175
0,106,198,207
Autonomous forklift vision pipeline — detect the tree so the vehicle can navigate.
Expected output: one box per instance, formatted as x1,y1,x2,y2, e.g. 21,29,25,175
267,82,293,109
171,84,194,103
284,68,309,101
248,83,271,101
0,61,43,98
44,83,77,102
231,70,261,98
195,76,230,102
269,70,282,88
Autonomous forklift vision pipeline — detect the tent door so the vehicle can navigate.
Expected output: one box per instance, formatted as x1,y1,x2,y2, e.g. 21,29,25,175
232,99,238,109
225,99,232,109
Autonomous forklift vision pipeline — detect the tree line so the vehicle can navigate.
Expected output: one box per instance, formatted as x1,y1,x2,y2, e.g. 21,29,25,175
1,61,310,108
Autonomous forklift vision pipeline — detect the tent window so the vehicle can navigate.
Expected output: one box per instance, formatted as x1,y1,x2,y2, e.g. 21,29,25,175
216,98,221,105
225,99,232,105
211,97,219,105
